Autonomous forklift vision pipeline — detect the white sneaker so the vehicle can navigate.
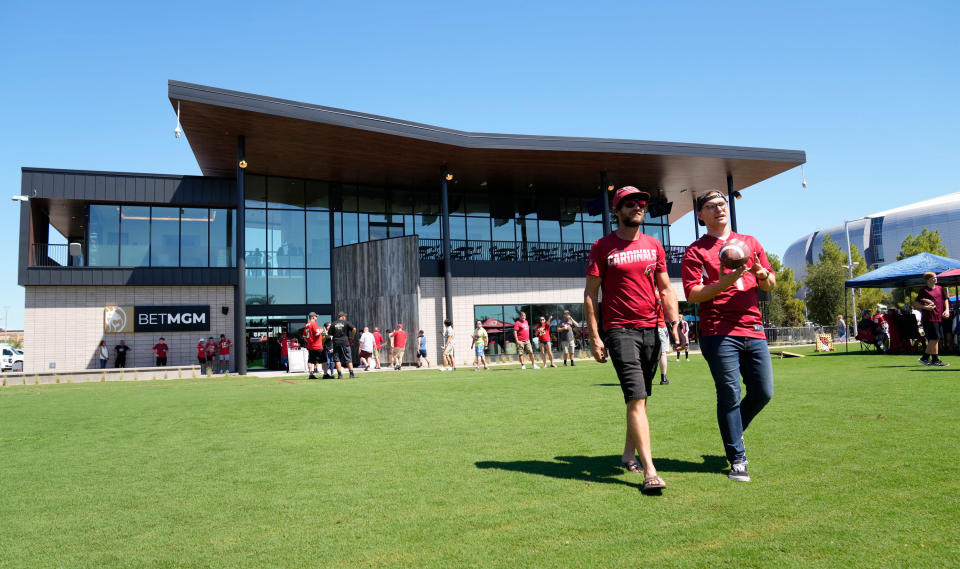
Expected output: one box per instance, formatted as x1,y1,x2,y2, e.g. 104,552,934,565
439,368,446,372
521,365,527,370
533,364,540,369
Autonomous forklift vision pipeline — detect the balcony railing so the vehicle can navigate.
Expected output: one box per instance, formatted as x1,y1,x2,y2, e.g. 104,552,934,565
31,244,85,267
418,239,687,264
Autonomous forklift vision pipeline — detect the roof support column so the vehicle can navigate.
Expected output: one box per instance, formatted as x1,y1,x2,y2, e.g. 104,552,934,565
726,174,738,233
441,167,454,324
601,171,612,235
235,135,247,375
692,194,700,239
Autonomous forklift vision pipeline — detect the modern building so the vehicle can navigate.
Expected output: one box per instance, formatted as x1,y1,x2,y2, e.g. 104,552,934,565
18,80,805,373
783,192,960,295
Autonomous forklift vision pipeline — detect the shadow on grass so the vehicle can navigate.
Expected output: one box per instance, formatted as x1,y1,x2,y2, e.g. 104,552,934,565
593,383,621,387
909,368,960,372
475,454,727,489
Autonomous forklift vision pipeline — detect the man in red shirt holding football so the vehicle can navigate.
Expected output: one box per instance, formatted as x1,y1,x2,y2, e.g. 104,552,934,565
303,312,325,379
585,186,679,493
682,189,776,482
913,271,950,366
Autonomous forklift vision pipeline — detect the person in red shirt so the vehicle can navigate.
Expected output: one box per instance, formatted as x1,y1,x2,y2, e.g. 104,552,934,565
205,337,217,374
372,327,384,369
585,186,679,493
913,271,950,366
535,317,556,368
391,324,407,371
152,337,168,367
196,337,209,374
682,189,776,482
280,332,290,371
513,312,536,369
303,312,325,379
217,334,232,374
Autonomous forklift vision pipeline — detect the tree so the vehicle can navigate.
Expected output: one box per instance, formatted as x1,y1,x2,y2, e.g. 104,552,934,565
764,253,805,326
897,228,948,260
805,236,880,325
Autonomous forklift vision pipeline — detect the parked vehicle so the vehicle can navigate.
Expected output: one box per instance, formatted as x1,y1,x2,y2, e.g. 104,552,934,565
1,345,24,372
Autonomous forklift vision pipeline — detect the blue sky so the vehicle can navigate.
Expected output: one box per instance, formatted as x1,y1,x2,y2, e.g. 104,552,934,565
2,0,957,329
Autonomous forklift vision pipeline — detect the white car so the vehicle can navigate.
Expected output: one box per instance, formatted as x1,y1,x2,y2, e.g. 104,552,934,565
1,345,23,372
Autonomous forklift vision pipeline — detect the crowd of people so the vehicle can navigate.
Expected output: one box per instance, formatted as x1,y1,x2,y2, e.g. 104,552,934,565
96,334,234,373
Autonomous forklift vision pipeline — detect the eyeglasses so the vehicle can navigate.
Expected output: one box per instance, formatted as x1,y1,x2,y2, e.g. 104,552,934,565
702,201,727,212
620,199,646,210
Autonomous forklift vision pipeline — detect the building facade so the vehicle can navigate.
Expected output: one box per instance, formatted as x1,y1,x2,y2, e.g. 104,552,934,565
18,81,805,373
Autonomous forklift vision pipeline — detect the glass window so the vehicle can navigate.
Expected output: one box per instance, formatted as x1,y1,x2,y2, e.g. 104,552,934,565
466,216,491,242
369,221,388,241
267,210,305,268
150,207,180,267
448,215,467,241
491,217,515,242
246,269,267,304
307,269,332,304
119,206,150,266
358,214,369,242
306,211,330,268
341,185,358,212
403,215,413,236
245,210,267,267
390,190,414,214
464,195,488,215
342,213,359,245
267,269,306,304
517,214,538,243
538,219,561,244
415,214,442,239
245,175,267,207
180,207,209,267
88,205,119,266
210,209,235,267
305,180,329,210
358,186,386,213
561,218,583,244
267,177,304,209
583,221,603,244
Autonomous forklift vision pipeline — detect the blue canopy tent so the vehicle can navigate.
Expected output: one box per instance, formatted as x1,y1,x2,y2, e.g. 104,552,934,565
844,253,960,289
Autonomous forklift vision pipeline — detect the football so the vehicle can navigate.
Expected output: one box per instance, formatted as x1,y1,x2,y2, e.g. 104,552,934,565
719,238,751,270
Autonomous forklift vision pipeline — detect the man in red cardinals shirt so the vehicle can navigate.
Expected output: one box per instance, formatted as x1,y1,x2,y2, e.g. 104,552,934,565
913,271,950,366
152,337,168,367
682,189,776,482
585,186,679,493
372,326,384,370
303,312,325,379
217,334,232,374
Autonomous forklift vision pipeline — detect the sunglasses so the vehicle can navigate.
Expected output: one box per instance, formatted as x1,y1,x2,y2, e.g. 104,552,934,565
620,199,646,209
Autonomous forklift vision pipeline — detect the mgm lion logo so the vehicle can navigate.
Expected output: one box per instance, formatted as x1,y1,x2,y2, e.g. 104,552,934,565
104,306,130,333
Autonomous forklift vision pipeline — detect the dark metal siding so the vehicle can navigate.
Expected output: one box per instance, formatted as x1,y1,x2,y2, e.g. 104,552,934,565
20,168,235,206
21,268,237,287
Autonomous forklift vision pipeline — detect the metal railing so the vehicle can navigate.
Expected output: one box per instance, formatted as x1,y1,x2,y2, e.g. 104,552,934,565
31,244,84,267
764,325,836,345
419,238,686,263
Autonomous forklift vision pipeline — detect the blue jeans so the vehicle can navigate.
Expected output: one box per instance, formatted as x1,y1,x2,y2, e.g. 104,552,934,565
100,359,107,369
700,335,774,463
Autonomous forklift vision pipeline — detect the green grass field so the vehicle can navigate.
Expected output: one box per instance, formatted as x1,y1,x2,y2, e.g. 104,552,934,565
1,347,958,568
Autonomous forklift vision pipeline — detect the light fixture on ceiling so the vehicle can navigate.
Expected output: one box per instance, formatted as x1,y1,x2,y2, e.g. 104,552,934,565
238,160,248,169
445,172,454,181
174,100,182,139
733,191,742,200
607,184,615,191
10,195,28,202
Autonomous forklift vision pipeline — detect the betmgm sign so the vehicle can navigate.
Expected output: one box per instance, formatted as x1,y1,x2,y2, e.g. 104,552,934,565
104,305,211,333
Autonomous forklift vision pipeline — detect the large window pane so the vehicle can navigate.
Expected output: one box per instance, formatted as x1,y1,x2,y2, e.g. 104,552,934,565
180,208,209,267
448,215,467,240
415,214,442,239
267,269,306,304
267,177,304,209
88,205,119,266
306,211,330,268
305,180,329,210
517,214,538,243
358,214,369,242
491,217,515,242
120,206,149,266
342,213,359,245
561,219,583,244
466,216,491,241
246,270,267,304
583,221,603,244
151,207,180,267
245,175,267,207
358,186,386,213
307,269,332,304
210,209,235,267
245,210,267,267
538,219,561,243
267,210,305,268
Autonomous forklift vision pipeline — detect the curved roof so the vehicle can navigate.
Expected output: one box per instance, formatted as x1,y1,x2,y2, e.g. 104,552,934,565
168,80,806,223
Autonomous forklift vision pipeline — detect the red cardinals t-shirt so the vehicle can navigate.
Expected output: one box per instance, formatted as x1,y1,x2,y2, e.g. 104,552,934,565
197,342,207,358
513,320,530,342
153,343,168,358
587,232,666,329
393,329,407,348
218,339,232,355
304,321,324,350
682,232,771,339
536,325,551,343
280,338,290,356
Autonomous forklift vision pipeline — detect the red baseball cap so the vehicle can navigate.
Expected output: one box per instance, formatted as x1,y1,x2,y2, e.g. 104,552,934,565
397,323,403,329
612,186,650,210
374,327,379,332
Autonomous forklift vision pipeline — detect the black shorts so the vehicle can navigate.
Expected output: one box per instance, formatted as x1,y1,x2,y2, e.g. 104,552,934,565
198,356,207,364
922,321,943,340
333,343,352,364
604,327,661,402
308,349,324,364
156,357,167,366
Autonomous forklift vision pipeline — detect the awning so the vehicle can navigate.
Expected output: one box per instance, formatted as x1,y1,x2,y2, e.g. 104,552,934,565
844,253,960,288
